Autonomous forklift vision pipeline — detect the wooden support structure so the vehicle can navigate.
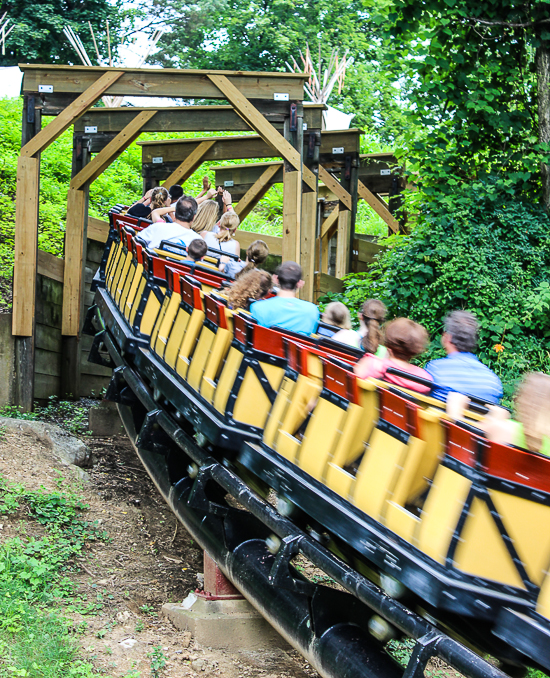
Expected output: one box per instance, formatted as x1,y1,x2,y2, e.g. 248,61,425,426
358,180,399,234
234,164,281,220
161,140,217,189
12,64,315,408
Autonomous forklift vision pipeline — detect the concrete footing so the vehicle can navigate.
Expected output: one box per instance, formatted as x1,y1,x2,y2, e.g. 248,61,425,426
88,401,124,436
162,593,289,650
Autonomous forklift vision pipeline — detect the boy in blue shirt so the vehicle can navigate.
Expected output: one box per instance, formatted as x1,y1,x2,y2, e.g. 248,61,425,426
250,261,319,336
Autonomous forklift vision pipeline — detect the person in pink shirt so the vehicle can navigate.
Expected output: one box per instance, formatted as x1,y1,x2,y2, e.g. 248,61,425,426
354,317,433,394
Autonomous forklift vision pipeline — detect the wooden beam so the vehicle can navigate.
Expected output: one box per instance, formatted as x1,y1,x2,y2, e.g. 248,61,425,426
62,188,88,335
21,64,306,101
161,139,217,189
21,71,124,158
300,190,317,302
12,156,40,336
335,209,351,279
74,103,325,134
282,169,301,262
314,272,343,302
206,74,316,190
320,206,339,239
88,216,109,243
37,250,64,283
358,180,399,234
235,164,280,220
238,230,282,257
71,110,157,190
318,166,352,210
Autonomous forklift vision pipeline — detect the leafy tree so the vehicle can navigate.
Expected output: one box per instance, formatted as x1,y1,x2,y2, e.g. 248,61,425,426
0,0,129,66
383,0,550,205
144,0,412,142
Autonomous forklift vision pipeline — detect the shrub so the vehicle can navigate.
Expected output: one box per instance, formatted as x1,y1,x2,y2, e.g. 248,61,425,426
323,182,550,402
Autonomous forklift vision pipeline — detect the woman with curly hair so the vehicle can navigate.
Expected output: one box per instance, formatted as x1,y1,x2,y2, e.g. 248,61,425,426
227,269,272,311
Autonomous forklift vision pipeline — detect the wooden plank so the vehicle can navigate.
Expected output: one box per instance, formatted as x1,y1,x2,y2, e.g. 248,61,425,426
71,110,158,190
21,64,306,101
300,190,317,302
86,239,106,264
21,71,124,158
88,217,109,243
161,139,217,188
235,164,281,220
74,104,325,134
237,229,282,257
314,272,343,297
34,373,60,400
80,373,111,397
12,155,40,336
320,206,339,239
335,209,350,279
282,169,301,262
319,129,364,156
207,74,316,190
35,348,62,377
37,250,64,283
35,324,62,352
358,180,399,234
318,166,352,210
215,162,283,191
37,274,63,306
62,188,87,335
354,238,385,263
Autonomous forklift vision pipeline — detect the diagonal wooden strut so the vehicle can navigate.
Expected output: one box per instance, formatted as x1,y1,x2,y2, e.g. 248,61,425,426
206,73,316,190
71,110,158,190
358,180,399,234
318,166,352,210
235,163,281,220
161,139,217,189
21,71,124,159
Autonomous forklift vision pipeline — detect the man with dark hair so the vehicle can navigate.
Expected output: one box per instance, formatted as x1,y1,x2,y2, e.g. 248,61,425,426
138,196,201,250
250,261,319,335
426,310,503,404
168,184,184,203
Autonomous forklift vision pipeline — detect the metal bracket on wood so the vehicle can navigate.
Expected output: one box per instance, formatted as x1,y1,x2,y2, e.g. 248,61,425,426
290,103,297,132
268,535,316,597
402,631,443,678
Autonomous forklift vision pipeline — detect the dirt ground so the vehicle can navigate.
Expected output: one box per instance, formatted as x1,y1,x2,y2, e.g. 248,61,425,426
0,425,319,678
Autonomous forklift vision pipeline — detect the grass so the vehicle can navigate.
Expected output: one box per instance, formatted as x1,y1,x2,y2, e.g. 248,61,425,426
0,475,140,677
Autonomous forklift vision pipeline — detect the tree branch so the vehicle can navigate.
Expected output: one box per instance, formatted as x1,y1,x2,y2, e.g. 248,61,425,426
466,16,550,29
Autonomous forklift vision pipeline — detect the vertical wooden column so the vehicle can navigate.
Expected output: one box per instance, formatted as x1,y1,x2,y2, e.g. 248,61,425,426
13,96,42,411
60,136,90,400
334,154,359,279
281,113,303,264
300,130,320,302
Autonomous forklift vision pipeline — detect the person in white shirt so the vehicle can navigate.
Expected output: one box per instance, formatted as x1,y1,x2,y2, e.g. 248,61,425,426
203,211,241,256
138,196,201,250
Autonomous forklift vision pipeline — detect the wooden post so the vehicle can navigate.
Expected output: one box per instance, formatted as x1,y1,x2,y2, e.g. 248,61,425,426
160,140,217,189
335,210,351,279
13,95,41,411
281,113,303,264
60,137,90,400
357,180,399,234
300,130,320,302
12,72,124,410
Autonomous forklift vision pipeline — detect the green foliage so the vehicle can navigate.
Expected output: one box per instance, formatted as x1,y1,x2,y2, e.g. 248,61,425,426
147,0,411,142
324,183,550,401
0,0,130,67
0,478,109,677
0,396,90,436
148,646,167,678
384,0,550,197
